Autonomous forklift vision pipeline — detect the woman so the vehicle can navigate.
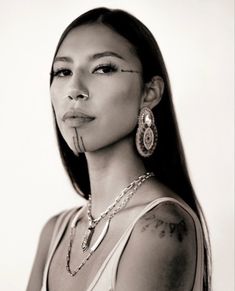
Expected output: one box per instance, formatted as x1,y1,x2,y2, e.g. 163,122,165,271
27,7,211,291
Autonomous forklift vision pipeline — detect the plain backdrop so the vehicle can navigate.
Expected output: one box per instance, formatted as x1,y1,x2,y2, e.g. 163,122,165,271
0,0,234,290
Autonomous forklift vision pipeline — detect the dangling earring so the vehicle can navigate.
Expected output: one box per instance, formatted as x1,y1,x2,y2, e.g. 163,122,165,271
136,107,158,157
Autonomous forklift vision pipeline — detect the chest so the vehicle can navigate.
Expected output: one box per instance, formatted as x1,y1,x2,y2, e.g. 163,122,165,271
47,209,137,291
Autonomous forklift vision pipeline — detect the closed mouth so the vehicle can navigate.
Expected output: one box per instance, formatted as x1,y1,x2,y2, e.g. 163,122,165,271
62,111,95,122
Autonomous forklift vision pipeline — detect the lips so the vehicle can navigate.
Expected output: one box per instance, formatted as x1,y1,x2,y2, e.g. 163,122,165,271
62,110,95,127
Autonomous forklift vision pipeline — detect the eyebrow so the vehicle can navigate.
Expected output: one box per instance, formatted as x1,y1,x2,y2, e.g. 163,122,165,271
54,51,125,64
54,56,73,63
90,51,125,61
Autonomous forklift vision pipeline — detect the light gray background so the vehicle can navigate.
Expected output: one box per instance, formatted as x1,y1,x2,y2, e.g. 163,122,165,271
0,0,234,290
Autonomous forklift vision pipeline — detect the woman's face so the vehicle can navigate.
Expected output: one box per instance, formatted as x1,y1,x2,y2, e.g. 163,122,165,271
50,24,143,155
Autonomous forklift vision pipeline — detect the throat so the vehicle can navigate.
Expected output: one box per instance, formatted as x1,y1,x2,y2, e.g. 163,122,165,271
85,135,147,216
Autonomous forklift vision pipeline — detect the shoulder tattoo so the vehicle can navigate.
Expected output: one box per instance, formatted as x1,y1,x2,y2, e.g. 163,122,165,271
140,210,188,242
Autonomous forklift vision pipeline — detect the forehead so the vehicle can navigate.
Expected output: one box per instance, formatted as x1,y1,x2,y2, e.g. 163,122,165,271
56,24,140,65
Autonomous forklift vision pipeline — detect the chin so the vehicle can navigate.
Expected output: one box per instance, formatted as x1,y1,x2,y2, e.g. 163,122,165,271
62,125,136,155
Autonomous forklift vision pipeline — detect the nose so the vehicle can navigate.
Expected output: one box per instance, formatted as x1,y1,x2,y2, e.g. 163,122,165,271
68,92,89,101
67,73,89,101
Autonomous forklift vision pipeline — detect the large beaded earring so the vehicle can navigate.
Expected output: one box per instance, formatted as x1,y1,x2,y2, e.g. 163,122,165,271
135,107,158,157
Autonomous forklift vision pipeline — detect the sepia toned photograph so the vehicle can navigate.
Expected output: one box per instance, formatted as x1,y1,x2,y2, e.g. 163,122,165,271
0,1,233,291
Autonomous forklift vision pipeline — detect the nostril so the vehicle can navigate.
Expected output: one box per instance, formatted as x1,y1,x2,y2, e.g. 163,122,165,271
78,93,89,101
79,93,89,100
67,93,89,101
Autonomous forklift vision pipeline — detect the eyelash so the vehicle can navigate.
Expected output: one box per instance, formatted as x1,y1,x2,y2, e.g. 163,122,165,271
52,62,118,78
92,62,118,74
52,68,71,78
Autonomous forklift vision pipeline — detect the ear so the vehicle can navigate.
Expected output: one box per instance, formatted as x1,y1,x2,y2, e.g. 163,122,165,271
141,76,164,109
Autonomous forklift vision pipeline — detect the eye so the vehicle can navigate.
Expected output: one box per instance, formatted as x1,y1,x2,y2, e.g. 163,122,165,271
52,68,72,78
92,63,118,74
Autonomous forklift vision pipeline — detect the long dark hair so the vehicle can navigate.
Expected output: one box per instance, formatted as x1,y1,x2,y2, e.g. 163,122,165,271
50,7,211,290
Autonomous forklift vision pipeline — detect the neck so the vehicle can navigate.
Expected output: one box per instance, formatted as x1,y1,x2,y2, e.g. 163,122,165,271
84,136,147,217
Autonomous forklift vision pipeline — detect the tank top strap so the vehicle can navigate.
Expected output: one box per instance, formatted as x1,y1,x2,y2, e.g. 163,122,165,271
110,197,204,291
40,206,84,291
88,197,204,291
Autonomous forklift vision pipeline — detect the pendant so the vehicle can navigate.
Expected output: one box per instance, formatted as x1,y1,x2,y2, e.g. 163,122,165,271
91,219,110,252
81,225,95,252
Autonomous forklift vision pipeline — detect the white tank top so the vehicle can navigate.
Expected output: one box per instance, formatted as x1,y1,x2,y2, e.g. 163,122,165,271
41,197,204,290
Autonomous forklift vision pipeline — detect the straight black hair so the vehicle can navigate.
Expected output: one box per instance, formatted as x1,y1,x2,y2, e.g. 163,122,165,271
50,7,211,290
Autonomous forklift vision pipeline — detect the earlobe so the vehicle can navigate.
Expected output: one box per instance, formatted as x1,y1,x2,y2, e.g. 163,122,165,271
141,76,164,109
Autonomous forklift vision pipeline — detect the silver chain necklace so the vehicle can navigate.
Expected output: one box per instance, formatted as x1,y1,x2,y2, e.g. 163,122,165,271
66,171,154,276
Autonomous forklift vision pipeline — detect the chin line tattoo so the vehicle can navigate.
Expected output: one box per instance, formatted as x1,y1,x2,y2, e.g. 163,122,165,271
141,214,188,242
73,128,86,153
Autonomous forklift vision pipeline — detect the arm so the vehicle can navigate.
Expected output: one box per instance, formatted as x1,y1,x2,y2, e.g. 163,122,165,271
116,201,197,291
26,215,58,291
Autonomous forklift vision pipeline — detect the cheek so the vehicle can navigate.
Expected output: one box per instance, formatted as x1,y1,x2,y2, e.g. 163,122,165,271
50,84,67,121
50,84,62,109
94,79,142,140
50,86,68,139
105,79,142,121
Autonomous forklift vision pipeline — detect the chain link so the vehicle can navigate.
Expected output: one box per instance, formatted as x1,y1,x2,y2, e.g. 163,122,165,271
66,171,154,276
88,172,154,226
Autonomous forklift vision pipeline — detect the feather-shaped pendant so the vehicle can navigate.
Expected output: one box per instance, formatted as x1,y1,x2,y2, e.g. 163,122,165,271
91,219,110,252
81,226,94,252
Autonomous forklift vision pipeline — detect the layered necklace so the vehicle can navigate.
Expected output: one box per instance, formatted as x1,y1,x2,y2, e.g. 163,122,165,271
66,171,154,276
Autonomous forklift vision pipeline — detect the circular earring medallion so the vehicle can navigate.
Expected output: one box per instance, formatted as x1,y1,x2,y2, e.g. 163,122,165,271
135,107,158,158
143,127,154,150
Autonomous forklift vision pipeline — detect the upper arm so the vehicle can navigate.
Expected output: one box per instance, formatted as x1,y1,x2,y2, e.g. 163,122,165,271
116,202,197,291
26,214,59,291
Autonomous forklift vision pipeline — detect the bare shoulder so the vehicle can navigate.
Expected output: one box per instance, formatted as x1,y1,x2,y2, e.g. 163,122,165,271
39,214,59,247
26,214,59,291
116,201,197,291
138,200,195,243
